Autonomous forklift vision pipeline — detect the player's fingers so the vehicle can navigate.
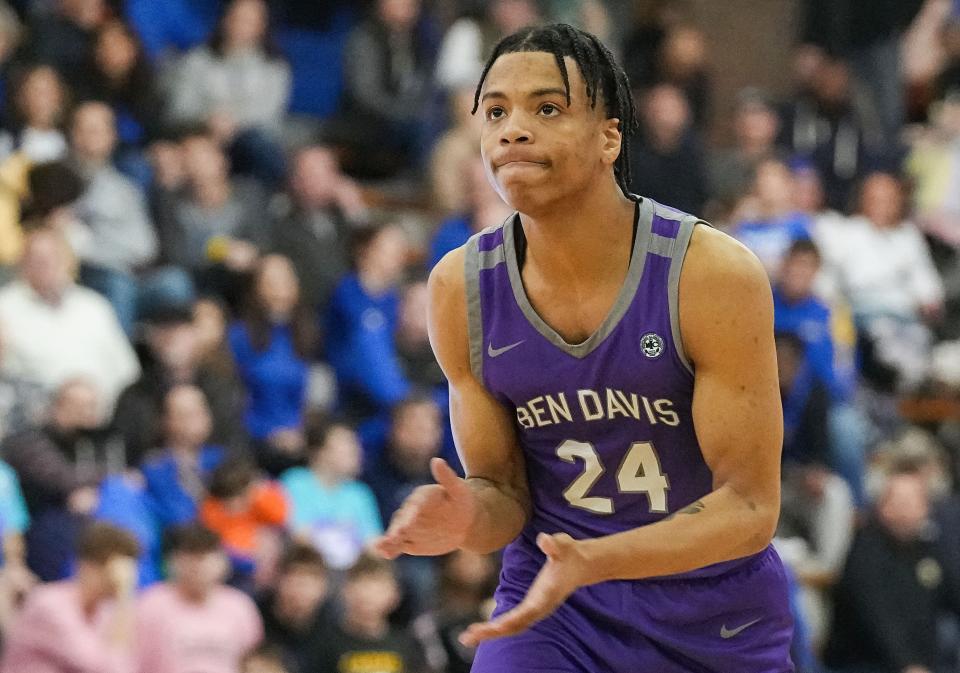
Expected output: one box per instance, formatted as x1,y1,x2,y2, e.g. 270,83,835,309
430,457,467,498
458,603,542,646
536,532,561,560
370,535,402,560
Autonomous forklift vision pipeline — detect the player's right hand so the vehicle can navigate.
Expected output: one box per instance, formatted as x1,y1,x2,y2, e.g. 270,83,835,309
373,457,476,559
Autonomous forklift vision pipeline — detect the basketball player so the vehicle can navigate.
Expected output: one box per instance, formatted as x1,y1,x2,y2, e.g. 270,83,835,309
374,24,794,672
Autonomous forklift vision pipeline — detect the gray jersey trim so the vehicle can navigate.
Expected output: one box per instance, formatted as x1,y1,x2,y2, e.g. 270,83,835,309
648,233,676,258
478,244,506,270
464,234,484,381
503,197,655,359
668,216,699,375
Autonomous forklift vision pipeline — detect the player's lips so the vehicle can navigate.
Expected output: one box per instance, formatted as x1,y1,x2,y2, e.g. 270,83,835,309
495,159,550,170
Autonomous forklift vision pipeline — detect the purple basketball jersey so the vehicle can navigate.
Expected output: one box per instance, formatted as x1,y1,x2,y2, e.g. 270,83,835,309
467,196,760,578
464,197,794,673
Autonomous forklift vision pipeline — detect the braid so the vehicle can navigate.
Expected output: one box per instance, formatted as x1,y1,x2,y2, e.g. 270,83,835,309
472,24,637,197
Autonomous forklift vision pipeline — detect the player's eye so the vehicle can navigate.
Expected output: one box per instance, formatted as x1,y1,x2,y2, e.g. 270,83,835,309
538,103,560,117
486,106,506,121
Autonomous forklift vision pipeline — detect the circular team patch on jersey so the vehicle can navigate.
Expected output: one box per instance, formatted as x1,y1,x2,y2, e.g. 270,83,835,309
641,333,664,358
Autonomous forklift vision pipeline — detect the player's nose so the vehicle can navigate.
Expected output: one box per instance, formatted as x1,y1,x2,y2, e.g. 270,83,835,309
499,112,533,144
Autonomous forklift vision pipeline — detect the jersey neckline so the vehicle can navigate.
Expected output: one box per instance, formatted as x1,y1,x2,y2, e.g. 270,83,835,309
502,196,654,359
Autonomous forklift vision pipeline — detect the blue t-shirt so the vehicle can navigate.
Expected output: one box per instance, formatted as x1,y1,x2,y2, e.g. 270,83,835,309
229,322,309,441
141,446,225,528
0,461,29,545
281,467,383,569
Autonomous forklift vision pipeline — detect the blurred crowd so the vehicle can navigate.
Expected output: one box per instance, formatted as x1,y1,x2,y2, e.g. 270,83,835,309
0,0,956,672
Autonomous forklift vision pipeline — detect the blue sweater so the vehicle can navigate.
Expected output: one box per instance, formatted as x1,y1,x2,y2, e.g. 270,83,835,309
324,274,410,417
429,215,472,269
141,445,225,528
229,322,309,441
774,288,854,402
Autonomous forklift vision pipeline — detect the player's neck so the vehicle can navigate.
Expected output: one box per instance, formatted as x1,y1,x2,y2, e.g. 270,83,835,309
518,179,635,284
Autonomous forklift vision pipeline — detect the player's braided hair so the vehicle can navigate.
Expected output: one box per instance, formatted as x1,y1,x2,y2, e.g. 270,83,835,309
472,23,637,197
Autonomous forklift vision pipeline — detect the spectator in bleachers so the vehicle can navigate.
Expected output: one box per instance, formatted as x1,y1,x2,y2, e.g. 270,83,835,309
707,88,786,216
113,304,244,466
136,524,263,673
0,326,47,441
649,25,711,131
0,522,139,673
76,20,162,170
1,64,69,163
21,0,108,85
0,227,139,411
257,543,334,673
816,171,944,390
229,254,314,475
326,222,411,423
201,458,288,591
0,455,33,635
774,239,865,504
281,417,382,571
270,145,367,313
301,554,426,673
434,0,541,92
123,0,220,62
153,131,269,302
628,83,707,215
141,384,226,529
824,460,958,673
428,156,511,269
0,3,22,113
778,55,879,211
730,158,813,279
68,101,194,334
336,0,438,178
165,0,290,185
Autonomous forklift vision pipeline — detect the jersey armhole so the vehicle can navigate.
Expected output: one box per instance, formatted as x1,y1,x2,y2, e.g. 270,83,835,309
668,216,700,376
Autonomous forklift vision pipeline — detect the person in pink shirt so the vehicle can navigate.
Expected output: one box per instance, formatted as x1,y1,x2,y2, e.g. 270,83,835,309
0,522,140,673
136,523,264,673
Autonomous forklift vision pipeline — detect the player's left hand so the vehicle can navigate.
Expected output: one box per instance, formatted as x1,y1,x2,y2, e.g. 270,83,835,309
459,532,592,647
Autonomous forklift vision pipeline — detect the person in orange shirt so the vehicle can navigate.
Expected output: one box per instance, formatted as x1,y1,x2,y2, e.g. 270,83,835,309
201,458,288,592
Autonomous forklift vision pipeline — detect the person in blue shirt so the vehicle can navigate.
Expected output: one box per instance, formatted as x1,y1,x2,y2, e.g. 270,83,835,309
229,254,314,476
281,416,382,571
325,222,410,423
774,239,867,505
731,158,813,278
141,384,226,529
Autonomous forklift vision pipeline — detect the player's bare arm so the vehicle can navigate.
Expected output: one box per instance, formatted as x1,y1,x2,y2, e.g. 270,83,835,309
461,225,783,645
373,246,532,559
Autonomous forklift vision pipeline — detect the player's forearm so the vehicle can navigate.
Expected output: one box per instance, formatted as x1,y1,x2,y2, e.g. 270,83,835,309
579,484,778,583
462,476,531,554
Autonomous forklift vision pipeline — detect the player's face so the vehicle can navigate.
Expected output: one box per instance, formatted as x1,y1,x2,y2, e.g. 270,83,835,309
478,51,621,214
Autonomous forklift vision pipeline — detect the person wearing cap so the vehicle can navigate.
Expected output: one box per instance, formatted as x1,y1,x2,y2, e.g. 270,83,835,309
112,302,245,467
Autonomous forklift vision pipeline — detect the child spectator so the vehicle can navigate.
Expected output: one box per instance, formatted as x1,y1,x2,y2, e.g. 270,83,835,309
1,522,139,673
301,554,426,673
137,524,263,673
257,543,334,673
281,417,382,570
201,458,288,590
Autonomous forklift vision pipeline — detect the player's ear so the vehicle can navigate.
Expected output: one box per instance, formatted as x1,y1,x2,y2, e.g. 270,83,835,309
600,117,622,166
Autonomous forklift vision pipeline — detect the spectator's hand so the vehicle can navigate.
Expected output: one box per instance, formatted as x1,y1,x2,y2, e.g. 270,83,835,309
224,239,259,272
106,556,138,598
374,458,476,559
268,428,305,455
67,486,100,516
459,532,591,647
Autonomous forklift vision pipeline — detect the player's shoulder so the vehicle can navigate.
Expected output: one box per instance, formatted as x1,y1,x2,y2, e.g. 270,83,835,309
683,223,770,296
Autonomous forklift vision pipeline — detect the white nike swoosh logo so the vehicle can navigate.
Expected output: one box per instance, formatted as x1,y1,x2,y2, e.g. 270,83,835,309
487,340,525,358
720,618,761,639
